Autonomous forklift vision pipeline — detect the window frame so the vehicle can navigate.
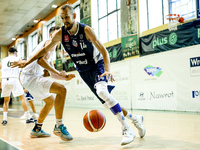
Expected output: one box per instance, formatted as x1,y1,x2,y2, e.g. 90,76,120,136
97,0,121,43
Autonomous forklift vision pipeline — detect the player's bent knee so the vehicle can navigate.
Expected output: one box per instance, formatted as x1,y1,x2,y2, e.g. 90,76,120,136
59,84,67,94
96,89,109,101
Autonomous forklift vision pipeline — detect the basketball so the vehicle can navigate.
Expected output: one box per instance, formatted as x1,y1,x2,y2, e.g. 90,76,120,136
83,110,106,132
178,17,184,23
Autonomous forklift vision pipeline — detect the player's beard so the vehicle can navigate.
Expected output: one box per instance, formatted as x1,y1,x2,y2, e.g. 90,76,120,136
65,22,74,30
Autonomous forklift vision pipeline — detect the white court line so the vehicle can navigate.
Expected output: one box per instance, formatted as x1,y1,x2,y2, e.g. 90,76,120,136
0,137,24,150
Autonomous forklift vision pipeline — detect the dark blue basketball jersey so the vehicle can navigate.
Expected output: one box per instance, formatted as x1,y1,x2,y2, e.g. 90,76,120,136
61,23,103,72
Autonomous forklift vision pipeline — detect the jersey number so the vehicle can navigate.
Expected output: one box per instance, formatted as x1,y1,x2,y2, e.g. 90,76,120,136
80,42,87,50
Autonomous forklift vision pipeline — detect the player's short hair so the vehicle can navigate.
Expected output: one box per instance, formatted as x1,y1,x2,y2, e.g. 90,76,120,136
60,4,74,14
49,26,60,34
9,47,17,53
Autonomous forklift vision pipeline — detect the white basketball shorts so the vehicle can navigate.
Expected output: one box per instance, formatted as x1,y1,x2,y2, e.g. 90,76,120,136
20,73,54,100
1,78,24,97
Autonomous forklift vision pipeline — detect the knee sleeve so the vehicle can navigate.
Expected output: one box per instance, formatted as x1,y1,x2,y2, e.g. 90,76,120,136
96,82,118,108
103,103,109,110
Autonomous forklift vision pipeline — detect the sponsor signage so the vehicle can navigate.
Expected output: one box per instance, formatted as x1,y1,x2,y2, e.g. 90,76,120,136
192,91,200,99
190,57,200,76
140,19,200,56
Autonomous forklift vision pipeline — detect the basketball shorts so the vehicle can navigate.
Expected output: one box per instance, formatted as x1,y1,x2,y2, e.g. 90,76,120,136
20,73,54,100
1,78,24,97
79,60,115,104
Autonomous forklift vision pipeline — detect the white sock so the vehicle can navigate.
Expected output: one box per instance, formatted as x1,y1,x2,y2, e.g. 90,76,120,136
3,112,8,121
25,111,31,119
56,119,63,127
116,112,129,129
125,112,137,122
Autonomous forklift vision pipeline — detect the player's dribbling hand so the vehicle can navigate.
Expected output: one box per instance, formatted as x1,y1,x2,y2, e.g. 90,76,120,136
100,71,115,82
65,74,75,81
10,60,27,68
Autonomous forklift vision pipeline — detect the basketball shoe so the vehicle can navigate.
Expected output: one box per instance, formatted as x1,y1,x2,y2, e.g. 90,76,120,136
133,115,146,138
32,113,39,121
26,118,35,124
20,113,26,119
53,124,73,141
30,129,51,138
1,120,7,126
121,127,136,146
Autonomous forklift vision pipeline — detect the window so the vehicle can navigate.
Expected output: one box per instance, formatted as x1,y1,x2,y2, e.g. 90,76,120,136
31,33,38,51
169,0,196,20
47,21,55,38
74,5,80,22
97,0,121,43
17,42,24,59
139,0,169,35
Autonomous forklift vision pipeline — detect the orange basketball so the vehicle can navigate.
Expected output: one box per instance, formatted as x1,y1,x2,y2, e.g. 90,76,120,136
178,17,184,23
83,110,106,132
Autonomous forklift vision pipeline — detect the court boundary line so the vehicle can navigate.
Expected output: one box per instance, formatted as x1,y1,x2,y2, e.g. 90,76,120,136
0,137,24,150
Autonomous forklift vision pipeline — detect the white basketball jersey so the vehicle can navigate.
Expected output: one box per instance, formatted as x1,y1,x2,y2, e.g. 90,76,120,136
22,40,52,76
1,55,21,78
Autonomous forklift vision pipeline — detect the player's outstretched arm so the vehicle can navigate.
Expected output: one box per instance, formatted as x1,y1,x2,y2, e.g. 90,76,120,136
11,29,62,68
84,26,115,82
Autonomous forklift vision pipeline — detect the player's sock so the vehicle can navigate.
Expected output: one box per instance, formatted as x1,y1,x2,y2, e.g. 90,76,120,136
110,103,129,128
3,112,8,121
25,111,31,119
125,111,137,122
33,122,43,132
56,119,63,127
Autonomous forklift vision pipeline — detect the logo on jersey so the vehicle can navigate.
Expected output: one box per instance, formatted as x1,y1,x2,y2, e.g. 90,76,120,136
64,35,69,42
7,61,11,67
72,40,78,47
66,44,71,50
79,34,83,39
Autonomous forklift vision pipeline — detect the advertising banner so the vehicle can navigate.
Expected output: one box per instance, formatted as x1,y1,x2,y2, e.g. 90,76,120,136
140,19,200,56
121,0,139,58
55,59,63,71
63,59,76,72
106,43,123,63
80,0,91,26
131,44,200,111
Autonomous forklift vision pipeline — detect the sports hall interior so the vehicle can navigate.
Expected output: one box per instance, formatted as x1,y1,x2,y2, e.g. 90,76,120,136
0,0,200,149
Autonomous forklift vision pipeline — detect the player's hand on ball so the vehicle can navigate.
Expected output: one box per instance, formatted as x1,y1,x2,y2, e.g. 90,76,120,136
100,71,115,82
65,74,75,81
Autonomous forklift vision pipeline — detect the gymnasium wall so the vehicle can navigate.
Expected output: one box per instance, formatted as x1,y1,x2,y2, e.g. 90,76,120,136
52,44,200,112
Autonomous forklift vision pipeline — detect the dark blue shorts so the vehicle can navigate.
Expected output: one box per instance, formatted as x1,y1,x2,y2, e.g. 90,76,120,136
79,60,115,104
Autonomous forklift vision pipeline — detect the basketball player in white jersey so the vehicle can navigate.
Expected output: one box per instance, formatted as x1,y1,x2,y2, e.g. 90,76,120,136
20,26,75,140
0,47,34,125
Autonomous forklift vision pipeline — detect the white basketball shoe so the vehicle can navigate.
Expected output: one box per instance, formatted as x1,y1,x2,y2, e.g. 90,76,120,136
121,127,136,146
32,113,39,121
20,113,26,119
133,115,146,138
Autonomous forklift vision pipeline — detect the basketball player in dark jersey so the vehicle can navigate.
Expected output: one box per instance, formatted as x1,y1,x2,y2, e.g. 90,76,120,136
11,4,145,145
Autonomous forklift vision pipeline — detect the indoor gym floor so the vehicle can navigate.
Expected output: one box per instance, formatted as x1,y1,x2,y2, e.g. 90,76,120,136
0,104,200,150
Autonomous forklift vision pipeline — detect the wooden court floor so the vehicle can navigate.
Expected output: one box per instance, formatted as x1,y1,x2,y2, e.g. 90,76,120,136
0,104,200,150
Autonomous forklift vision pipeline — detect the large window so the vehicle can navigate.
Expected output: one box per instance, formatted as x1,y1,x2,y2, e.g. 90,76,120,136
47,21,55,38
31,32,38,51
139,0,196,35
97,0,121,43
169,0,196,20
74,5,80,22
139,0,169,35
17,42,24,59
